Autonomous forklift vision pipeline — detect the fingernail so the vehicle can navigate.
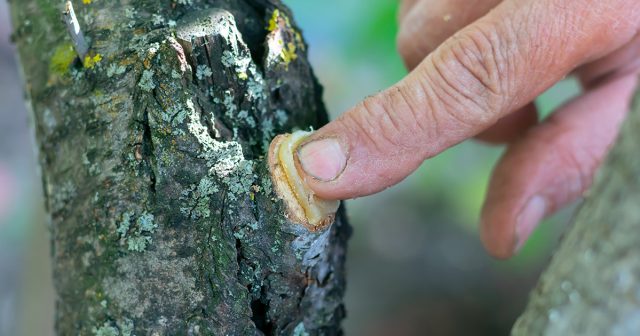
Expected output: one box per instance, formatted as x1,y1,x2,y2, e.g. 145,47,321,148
515,196,547,253
297,138,347,182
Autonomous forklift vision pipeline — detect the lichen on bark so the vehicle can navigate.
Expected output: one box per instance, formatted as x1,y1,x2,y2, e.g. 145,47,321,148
9,1,349,334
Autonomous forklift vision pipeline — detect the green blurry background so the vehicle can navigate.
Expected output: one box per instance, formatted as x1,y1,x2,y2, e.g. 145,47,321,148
0,0,582,335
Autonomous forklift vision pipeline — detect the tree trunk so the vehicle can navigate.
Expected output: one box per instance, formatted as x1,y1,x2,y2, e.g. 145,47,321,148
513,87,640,335
9,1,349,335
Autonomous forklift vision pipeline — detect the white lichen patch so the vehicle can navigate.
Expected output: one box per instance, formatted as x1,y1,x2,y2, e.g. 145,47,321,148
184,99,257,205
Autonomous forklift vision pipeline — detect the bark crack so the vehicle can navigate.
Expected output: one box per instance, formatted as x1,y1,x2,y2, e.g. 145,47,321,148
250,284,274,335
141,106,157,194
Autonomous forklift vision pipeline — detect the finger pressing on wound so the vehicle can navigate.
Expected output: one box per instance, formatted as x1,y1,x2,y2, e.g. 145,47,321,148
297,0,640,201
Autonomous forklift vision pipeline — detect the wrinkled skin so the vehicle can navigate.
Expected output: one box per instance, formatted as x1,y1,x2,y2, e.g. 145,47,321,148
296,0,640,258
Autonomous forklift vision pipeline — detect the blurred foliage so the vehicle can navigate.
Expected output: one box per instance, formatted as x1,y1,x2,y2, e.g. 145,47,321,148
343,0,407,80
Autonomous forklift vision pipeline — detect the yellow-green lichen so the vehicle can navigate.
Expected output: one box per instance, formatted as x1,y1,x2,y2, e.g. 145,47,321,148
49,43,76,75
267,9,291,32
267,9,280,32
281,41,297,65
266,9,300,67
83,53,103,69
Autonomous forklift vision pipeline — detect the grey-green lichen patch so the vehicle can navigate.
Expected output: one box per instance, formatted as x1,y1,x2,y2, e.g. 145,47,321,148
117,211,157,252
92,322,119,336
106,63,127,78
275,109,288,126
222,160,256,202
124,7,137,28
246,75,265,100
220,50,235,67
195,64,212,80
83,153,101,176
158,103,190,136
220,49,251,80
103,246,204,320
138,70,156,92
50,180,77,213
127,236,150,252
180,176,219,219
117,212,133,238
293,322,309,336
151,14,165,26
237,110,256,128
118,318,134,336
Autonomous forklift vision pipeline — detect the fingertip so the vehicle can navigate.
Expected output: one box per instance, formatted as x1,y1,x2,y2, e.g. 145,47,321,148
480,197,518,259
513,196,548,253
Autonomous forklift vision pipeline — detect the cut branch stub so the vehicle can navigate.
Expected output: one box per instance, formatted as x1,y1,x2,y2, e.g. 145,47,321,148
269,131,339,231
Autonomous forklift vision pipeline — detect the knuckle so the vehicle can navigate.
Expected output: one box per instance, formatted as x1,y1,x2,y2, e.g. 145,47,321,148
339,95,420,156
545,117,600,197
428,25,515,123
558,144,598,197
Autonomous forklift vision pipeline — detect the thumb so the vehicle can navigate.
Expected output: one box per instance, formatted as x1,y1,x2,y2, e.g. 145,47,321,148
296,0,640,200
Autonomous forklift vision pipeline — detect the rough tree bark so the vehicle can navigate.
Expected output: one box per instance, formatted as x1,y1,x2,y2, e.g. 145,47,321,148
513,88,640,335
9,0,349,334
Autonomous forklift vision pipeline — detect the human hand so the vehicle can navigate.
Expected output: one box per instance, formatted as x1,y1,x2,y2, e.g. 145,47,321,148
295,0,640,258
